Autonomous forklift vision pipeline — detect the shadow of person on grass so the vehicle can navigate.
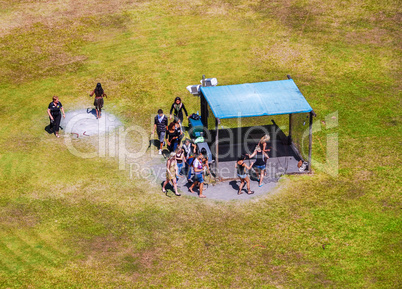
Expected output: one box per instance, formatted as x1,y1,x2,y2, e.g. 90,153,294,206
160,181,172,198
149,139,160,149
44,124,53,134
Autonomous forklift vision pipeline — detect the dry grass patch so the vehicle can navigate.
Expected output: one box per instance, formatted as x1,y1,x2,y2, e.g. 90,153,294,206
0,0,142,37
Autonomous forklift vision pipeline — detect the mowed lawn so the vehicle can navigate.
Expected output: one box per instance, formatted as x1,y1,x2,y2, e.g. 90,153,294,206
0,0,400,288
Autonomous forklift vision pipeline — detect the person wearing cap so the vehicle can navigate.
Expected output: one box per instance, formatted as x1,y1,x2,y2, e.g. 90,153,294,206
152,109,168,154
162,152,181,196
169,96,188,124
89,83,107,119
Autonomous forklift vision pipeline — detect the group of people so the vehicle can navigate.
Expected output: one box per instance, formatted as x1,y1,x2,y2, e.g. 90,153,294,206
162,143,210,198
236,134,271,195
47,83,106,137
48,88,272,198
159,115,272,198
154,97,214,198
152,97,188,155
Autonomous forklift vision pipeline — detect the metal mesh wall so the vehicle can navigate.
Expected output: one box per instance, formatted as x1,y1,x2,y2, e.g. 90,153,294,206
291,112,310,161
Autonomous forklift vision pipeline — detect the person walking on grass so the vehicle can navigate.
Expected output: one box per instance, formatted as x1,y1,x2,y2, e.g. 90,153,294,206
235,155,254,195
89,83,107,119
47,96,65,138
152,109,168,155
169,96,189,124
247,146,269,187
189,154,206,198
162,152,181,196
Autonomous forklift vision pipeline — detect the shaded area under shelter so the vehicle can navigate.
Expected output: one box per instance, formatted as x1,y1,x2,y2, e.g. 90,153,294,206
193,76,316,181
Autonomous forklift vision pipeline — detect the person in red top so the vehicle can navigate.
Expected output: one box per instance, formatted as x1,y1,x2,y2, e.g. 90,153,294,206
89,83,107,119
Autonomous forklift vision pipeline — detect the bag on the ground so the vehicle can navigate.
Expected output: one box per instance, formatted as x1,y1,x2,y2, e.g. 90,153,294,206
190,113,200,120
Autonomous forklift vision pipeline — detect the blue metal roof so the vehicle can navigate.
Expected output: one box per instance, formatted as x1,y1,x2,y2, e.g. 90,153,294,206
200,79,312,119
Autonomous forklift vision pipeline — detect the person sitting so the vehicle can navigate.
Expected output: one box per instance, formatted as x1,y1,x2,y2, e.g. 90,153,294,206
235,155,254,195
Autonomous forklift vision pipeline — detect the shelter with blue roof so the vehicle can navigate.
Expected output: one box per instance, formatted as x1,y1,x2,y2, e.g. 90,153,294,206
188,75,315,181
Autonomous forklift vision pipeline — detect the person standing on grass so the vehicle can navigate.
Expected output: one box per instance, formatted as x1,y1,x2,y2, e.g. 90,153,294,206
247,146,269,187
47,96,65,138
169,96,189,124
89,83,107,119
162,152,181,196
235,155,254,195
152,109,168,155
189,154,206,198
182,138,196,182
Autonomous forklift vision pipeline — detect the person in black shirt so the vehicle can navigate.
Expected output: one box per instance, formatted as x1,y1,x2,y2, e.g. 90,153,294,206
47,96,65,138
166,122,179,152
235,155,254,195
89,83,107,119
152,109,168,154
247,146,269,187
169,97,188,124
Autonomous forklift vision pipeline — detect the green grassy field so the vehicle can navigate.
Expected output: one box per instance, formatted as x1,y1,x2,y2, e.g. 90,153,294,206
0,0,400,288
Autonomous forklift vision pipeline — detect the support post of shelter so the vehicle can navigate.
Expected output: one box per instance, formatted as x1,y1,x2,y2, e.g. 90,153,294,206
308,111,313,173
288,113,293,145
215,117,220,180
200,75,208,128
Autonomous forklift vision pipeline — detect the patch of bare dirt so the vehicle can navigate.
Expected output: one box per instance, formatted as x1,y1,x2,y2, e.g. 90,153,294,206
0,0,145,37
